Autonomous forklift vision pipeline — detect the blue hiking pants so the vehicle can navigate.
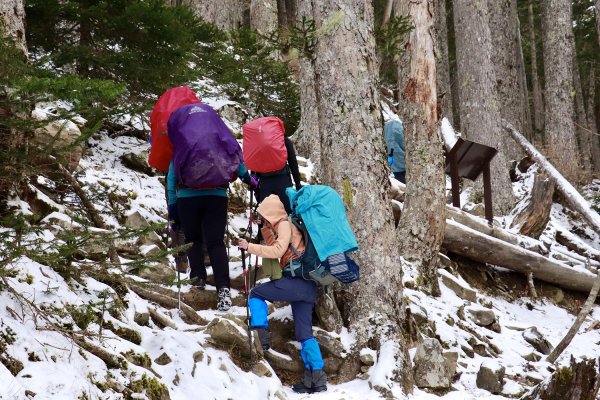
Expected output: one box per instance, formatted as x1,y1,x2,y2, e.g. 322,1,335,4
248,277,317,342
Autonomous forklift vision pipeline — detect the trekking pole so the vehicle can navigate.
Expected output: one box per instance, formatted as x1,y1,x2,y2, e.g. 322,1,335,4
241,247,253,365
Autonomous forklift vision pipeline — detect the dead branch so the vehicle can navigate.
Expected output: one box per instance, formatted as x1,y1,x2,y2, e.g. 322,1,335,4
147,307,177,330
546,271,600,364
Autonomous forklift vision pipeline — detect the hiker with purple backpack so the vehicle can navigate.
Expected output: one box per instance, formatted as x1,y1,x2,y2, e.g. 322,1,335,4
167,103,257,312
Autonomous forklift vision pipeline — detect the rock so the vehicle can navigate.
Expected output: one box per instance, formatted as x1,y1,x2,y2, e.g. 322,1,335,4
476,360,505,393
137,263,174,283
409,302,429,326
251,361,273,377
134,312,150,326
413,338,452,389
461,344,475,358
467,307,496,327
443,351,459,378
313,330,345,358
120,151,154,176
193,350,204,363
439,269,477,302
32,116,83,171
264,348,304,372
360,350,375,367
217,103,248,131
140,244,161,257
523,352,542,362
523,327,553,355
154,353,172,365
204,316,262,361
125,211,164,248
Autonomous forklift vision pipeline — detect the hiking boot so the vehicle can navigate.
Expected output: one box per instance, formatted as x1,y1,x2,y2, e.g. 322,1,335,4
292,370,327,394
254,328,271,351
217,287,232,311
192,278,206,290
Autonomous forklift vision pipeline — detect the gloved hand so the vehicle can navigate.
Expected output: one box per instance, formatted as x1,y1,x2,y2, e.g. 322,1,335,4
168,203,180,230
387,155,394,166
250,174,259,190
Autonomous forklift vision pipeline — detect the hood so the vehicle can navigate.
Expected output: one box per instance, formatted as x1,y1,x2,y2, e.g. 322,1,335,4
257,194,288,226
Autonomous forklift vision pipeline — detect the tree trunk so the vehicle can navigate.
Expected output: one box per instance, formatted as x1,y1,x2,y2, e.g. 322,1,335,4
182,0,250,31
488,0,529,159
250,0,278,36
452,0,515,214
0,0,26,57
541,0,579,182
596,0,600,47
434,0,454,124
396,0,445,297
587,67,600,172
528,0,544,135
572,47,592,172
300,0,413,393
509,167,554,239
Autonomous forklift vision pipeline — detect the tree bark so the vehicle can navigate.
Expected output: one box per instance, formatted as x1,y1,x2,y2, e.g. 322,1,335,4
434,0,454,124
182,0,250,31
503,121,600,236
382,0,394,26
596,0,600,47
523,357,600,400
541,0,579,182
509,167,554,239
0,0,26,57
299,0,413,393
452,0,515,214
396,0,446,297
528,0,544,134
572,48,593,172
488,0,529,159
250,0,278,36
586,67,600,172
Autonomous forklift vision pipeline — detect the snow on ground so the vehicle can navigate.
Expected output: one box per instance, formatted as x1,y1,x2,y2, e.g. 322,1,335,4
1,100,599,400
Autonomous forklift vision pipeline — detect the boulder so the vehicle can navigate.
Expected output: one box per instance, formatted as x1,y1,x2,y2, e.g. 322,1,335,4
523,327,553,355
120,151,154,176
439,269,477,302
33,117,83,171
204,315,262,361
476,360,505,394
467,307,496,327
413,338,452,389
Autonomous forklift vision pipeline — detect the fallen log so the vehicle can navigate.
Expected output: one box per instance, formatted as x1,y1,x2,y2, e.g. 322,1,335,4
502,120,600,236
555,227,600,263
444,219,597,293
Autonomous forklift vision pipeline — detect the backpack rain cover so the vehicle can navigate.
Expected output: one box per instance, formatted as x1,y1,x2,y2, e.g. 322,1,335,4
148,86,201,172
168,103,242,188
242,116,287,173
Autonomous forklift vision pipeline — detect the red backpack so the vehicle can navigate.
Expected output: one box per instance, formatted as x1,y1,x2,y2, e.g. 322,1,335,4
242,116,288,173
148,86,201,172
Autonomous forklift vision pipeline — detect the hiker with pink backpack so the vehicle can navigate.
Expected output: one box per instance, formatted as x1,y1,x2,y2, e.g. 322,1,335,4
166,103,257,312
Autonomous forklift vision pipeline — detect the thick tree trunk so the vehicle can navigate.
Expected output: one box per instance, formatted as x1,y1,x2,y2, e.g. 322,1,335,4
541,0,579,182
300,0,413,393
596,0,600,47
586,67,600,172
396,0,446,297
572,49,593,172
0,0,26,57
435,0,454,124
488,0,529,159
182,0,250,31
250,0,278,36
452,0,515,214
528,0,544,134
503,121,600,236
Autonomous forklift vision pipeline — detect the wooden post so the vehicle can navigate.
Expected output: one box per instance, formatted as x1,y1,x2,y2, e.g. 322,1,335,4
483,162,493,225
450,149,461,207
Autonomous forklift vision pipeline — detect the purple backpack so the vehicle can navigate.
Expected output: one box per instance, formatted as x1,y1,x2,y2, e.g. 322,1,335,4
168,103,242,188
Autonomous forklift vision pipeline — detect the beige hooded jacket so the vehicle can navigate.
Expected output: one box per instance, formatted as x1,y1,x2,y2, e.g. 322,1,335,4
247,195,305,263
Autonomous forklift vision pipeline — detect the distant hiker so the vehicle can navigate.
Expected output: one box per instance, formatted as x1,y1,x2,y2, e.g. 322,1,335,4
237,194,327,394
167,103,257,312
384,118,406,184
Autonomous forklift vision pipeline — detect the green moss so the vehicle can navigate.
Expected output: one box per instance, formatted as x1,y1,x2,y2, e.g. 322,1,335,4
342,178,353,208
127,374,169,400
122,350,151,369
555,366,573,385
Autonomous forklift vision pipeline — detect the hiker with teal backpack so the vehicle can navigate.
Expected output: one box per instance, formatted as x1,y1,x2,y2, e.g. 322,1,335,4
384,119,406,184
237,194,327,394
167,103,257,312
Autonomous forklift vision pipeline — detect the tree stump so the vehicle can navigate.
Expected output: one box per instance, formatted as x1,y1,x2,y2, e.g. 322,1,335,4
510,168,554,238
521,356,599,400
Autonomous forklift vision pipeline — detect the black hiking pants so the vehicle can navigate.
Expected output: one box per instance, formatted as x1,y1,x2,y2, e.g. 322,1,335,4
177,195,229,290
257,171,293,214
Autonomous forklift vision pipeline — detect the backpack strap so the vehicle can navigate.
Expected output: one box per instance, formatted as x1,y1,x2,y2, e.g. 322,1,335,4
287,216,302,258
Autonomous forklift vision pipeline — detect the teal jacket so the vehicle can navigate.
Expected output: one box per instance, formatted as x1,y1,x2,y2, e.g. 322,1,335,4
167,161,250,205
286,185,358,261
